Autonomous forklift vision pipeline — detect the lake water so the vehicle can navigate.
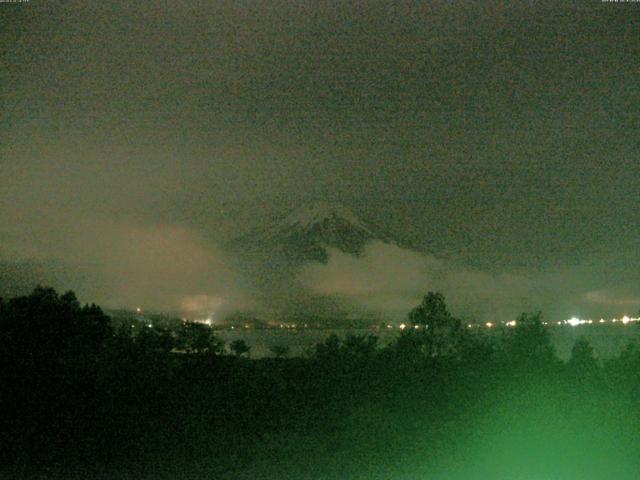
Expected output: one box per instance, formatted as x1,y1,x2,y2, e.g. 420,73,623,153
216,324,640,360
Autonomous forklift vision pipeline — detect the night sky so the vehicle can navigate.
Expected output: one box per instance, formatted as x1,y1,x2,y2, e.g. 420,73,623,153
1,1,639,321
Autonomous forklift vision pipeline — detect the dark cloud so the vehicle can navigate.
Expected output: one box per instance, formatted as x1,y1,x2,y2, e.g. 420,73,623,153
1,1,639,318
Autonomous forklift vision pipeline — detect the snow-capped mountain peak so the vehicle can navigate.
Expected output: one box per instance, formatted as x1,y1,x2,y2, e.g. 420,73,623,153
278,202,373,236
228,202,386,265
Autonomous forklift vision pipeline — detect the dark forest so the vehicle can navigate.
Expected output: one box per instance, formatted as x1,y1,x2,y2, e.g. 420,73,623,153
2,287,639,479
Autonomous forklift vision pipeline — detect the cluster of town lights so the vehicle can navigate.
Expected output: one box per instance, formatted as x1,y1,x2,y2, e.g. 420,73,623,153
459,316,640,329
171,309,639,331
184,317,640,331
394,316,639,331
562,315,638,327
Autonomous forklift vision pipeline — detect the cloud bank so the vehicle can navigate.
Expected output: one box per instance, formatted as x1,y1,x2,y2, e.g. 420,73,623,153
299,242,546,322
0,213,249,316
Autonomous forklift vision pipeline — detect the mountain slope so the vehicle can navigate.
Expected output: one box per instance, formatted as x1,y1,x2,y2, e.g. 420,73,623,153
225,202,414,324
232,202,390,265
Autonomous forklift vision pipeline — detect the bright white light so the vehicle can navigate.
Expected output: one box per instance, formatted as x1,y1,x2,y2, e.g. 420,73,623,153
567,317,581,327
599,319,606,323
485,322,493,328
506,320,516,327
136,307,141,313
193,317,213,326
399,323,406,330
622,316,631,325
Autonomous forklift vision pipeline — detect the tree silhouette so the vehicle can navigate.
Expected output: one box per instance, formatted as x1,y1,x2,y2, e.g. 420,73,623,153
230,339,251,357
0,286,115,468
569,336,598,373
314,333,342,361
0,286,111,363
502,311,555,369
270,344,290,358
135,326,175,354
177,321,224,355
343,334,378,360
406,292,463,358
